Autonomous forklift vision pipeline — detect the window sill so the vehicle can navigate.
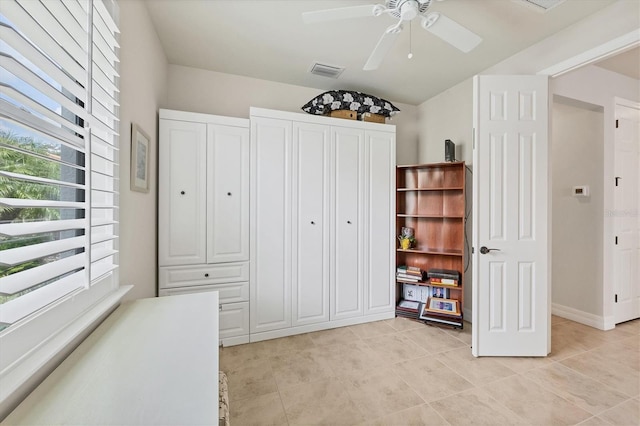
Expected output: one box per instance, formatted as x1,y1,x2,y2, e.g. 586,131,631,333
0,285,132,420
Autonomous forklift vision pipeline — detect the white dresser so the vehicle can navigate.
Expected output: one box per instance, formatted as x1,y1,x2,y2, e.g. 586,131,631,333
158,109,250,346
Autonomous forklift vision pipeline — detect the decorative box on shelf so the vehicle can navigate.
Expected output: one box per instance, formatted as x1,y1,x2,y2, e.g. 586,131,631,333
361,112,386,123
328,109,357,120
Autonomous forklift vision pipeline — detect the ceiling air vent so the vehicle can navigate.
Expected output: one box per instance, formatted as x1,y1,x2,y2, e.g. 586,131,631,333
309,62,345,79
514,0,567,12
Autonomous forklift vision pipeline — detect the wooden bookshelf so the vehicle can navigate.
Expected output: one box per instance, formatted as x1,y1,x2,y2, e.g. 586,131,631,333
395,162,466,328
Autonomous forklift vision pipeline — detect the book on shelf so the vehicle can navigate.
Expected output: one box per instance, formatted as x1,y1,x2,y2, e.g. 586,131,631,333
429,277,459,286
397,265,425,277
396,273,421,282
396,310,420,319
426,268,460,281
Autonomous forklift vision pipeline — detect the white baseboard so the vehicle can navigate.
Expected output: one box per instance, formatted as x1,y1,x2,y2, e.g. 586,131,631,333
249,311,395,343
463,307,472,323
551,303,611,330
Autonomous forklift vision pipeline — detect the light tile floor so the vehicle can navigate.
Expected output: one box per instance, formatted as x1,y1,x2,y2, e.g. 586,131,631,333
220,316,640,425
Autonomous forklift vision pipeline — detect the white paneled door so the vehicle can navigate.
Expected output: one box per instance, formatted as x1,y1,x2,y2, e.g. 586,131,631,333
614,100,640,324
158,120,207,266
207,124,250,264
331,127,365,321
472,75,550,357
250,117,293,333
292,122,331,326
364,130,396,315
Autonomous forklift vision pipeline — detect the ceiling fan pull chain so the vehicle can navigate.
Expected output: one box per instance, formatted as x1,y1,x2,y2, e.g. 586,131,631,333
408,20,413,59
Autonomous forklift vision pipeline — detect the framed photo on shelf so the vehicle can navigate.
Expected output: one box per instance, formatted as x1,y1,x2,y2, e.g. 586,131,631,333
424,297,460,315
403,284,421,301
396,299,421,313
431,286,450,299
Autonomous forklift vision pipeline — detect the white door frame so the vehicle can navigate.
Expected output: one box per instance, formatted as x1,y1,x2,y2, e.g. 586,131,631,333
537,31,639,330
613,98,640,324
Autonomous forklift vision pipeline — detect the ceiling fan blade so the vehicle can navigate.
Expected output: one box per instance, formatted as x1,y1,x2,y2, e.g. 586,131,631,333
421,12,482,53
363,25,402,71
302,5,379,24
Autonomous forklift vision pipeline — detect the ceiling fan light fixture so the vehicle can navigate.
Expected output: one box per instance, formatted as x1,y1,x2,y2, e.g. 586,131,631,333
399,0,419,21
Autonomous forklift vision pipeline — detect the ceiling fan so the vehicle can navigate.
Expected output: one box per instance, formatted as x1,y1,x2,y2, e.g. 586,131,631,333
302,0,482,71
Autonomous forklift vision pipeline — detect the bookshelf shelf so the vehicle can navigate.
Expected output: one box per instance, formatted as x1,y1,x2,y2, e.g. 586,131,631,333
397,187,465,191
397,214,464,219
396,247,463,256
395,162,466,329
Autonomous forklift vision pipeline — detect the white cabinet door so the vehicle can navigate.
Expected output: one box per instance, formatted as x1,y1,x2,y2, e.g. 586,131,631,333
207,124,250,264
292,122,330,326
250,117,293,333
364,130,396,315
158,119,207,266
331,127,365,320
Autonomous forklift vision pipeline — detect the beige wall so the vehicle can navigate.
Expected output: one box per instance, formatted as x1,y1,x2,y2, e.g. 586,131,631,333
417,78,473,164
416,78,473,315
551,65,639,326
166,64,419,165
118,0,168,301
551,100,604,316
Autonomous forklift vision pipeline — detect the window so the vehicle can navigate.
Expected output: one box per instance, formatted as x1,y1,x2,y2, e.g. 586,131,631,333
0,0,120,393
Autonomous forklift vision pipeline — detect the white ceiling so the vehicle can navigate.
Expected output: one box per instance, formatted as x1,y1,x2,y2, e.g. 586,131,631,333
145,0,620,105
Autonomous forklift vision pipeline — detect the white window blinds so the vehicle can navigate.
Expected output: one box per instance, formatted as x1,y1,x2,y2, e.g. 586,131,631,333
0,0,119,331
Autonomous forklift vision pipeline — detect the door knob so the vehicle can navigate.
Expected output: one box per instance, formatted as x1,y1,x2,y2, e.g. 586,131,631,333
480,246,500,254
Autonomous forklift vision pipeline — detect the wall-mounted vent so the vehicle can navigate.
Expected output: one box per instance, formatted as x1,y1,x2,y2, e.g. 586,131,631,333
309,62,345,79
513,0,566,12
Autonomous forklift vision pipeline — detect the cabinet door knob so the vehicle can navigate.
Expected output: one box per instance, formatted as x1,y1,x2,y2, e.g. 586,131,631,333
347,220,352,224
311,221,315,225
227,192,232,196
204,273,209,277
180,191,185,195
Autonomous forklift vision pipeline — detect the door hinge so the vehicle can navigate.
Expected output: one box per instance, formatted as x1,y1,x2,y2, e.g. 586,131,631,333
472,247,475,254
616,119,619,128
472,129,475,150
615,236,618,245
615,294,618,303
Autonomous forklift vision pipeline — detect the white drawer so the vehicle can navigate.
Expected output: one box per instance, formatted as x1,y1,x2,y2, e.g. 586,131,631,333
220,302,249,339
159,263,249,289
158,281,249,304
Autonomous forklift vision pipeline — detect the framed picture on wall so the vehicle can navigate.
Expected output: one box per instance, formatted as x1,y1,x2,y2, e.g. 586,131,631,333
131,123,150,193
